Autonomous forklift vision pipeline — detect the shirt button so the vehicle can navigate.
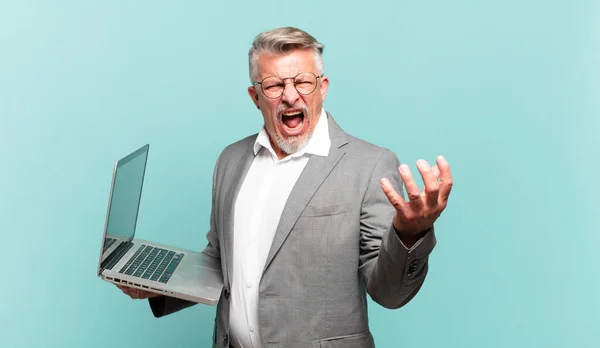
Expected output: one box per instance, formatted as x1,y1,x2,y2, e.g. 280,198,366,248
250,326,255,332
246,282,252,288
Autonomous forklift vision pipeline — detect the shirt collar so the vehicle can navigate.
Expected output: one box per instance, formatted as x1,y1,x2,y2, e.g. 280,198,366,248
254,108,331,160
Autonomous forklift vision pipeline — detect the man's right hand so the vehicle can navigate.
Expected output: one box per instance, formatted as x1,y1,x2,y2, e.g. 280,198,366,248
116,284,160,299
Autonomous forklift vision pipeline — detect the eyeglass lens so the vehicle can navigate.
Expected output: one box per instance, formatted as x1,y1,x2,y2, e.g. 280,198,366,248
260,72,318,98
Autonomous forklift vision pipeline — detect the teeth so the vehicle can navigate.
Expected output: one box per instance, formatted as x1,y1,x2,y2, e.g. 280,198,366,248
282,111,302,116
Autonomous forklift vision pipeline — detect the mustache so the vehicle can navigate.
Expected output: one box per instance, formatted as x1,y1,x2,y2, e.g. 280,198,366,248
277,103,309,116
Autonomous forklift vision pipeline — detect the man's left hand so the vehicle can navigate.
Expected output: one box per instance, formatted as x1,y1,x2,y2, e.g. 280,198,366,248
380,155,453,246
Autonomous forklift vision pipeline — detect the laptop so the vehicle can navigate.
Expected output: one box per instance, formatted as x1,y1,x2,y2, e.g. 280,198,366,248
97,144,223,305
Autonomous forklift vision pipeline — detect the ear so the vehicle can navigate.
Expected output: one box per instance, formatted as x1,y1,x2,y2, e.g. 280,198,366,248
319,75,330,102
248,86,260,109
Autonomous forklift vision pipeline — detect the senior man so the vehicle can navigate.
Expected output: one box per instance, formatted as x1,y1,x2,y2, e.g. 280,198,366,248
119,26,453,348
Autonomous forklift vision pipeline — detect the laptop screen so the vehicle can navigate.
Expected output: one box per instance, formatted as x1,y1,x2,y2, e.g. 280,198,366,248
100,145,149,262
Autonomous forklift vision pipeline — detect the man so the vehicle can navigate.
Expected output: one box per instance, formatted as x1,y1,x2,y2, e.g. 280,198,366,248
119,26,452,348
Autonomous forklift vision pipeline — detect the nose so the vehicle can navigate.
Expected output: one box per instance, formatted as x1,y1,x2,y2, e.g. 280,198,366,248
281,80,300,105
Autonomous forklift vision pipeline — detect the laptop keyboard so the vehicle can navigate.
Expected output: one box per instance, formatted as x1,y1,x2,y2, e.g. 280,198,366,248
118,244,184,283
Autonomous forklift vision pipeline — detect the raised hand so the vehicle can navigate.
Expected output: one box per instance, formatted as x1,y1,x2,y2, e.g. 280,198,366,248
380,155,453,245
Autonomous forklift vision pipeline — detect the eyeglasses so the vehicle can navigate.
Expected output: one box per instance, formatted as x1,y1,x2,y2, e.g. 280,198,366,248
253,72,324,99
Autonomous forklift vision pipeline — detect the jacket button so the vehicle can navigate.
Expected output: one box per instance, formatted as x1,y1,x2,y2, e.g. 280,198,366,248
408,260,420,276
222,334,228,346
224,289,230,299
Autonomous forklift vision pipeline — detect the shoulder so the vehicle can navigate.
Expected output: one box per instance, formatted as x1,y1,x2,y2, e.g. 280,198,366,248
338,130,403,193
341,131,401,169
221,134,256,156
213,134,256,167
327,112,400,166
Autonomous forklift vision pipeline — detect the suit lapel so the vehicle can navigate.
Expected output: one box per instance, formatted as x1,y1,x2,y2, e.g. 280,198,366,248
262,113,348,273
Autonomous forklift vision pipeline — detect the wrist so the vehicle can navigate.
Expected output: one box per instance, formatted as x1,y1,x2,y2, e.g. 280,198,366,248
397,232,420,248
393,224,429,248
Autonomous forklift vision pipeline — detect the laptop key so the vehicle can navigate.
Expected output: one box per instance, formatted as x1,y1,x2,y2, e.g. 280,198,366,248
115,245,183,283
124,245,151,275
119,245,146,274
158,253,184,283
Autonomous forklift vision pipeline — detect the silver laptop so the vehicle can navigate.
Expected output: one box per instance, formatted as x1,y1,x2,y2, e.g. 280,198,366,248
97,144,223,305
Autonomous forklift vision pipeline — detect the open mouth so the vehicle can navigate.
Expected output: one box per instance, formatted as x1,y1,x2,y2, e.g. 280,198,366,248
280,109,306,135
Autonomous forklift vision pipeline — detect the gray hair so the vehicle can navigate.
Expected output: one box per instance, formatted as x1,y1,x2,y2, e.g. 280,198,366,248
248,26,324,82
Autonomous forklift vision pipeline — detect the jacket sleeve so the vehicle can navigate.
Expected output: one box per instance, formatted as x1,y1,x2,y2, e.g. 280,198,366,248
358,149,437,309
148,154,222,318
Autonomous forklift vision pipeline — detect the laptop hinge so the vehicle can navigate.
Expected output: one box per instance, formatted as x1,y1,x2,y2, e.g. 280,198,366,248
100,241,134,274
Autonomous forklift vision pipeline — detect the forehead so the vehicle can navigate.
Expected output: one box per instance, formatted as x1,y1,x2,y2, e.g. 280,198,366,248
256,48,317,79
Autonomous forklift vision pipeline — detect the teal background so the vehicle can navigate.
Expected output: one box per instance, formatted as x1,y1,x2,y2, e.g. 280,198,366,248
1,0,598,347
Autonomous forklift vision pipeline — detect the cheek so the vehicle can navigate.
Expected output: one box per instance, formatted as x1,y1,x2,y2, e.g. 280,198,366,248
261,103,279,126
263,101,279,116
306,97,321,114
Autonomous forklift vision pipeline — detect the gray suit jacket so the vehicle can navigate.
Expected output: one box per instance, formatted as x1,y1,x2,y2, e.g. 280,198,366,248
149,113,436,348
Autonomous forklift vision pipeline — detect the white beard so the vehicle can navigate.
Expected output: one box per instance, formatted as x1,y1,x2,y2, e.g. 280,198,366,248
274,128,314,155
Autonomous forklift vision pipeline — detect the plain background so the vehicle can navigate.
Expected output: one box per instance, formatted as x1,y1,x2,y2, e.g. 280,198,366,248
1,1,598,347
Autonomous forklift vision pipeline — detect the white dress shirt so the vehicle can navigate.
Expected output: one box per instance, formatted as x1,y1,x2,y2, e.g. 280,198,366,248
229,108,330,348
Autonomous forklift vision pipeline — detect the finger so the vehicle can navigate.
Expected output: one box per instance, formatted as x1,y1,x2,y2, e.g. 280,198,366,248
118,285,137,298
432,165,440,181
436,155,453,204
117,285,130,295
417,159,439,207
398,164,423,209
380,177,407,213
131,289,142,299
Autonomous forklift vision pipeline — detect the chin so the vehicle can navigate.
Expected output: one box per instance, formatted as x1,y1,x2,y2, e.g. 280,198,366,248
276,132,312,155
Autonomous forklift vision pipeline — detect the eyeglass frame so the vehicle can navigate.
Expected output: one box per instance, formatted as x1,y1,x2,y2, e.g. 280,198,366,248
252,72,325,99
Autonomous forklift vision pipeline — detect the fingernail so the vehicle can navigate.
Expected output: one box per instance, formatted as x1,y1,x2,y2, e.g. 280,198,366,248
418,159,430,170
